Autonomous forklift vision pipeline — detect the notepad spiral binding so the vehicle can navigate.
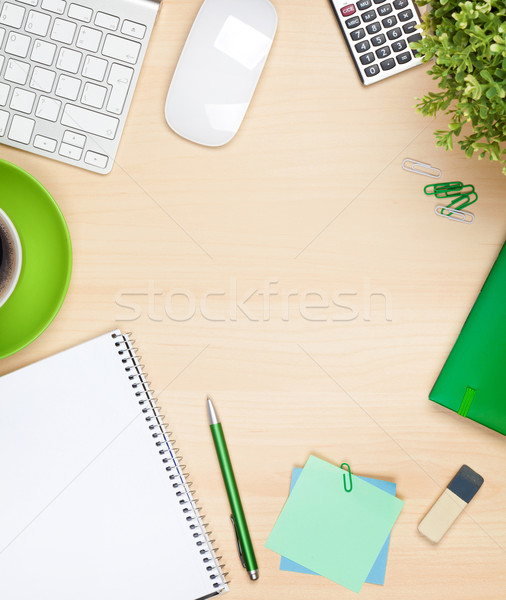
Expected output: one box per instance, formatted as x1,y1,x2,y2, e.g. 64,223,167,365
112,332,229,593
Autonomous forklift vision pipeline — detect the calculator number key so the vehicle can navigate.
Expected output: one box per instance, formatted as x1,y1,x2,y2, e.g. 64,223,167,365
398,9,413,21
350,28,366,40
345,16,361,28
376,46,391,58
382,16,397,28
380,57,395,70
396,51,412,64
371,33,386,46
391,40,407,52
366,21,381,34
355,40,371,53
387,27,402,39
364,64,380,77
360,52,375,65
361,9,376,22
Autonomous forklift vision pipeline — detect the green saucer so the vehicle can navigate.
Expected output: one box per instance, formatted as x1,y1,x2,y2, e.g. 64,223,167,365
0,160,72,359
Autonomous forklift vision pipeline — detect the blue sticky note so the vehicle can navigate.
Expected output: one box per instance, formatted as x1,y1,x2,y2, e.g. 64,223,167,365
279,468,396,585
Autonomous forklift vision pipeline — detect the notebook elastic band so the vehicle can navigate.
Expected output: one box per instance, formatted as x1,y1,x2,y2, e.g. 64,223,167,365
458,387,476,418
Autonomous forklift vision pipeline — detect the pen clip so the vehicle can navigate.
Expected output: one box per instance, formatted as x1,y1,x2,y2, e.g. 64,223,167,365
230,514,246,569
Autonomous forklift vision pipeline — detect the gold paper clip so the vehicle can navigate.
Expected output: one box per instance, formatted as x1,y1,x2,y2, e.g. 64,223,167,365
402,158,442,179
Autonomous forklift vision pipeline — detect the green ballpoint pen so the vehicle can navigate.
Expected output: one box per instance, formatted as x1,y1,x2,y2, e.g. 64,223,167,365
207,397,259,581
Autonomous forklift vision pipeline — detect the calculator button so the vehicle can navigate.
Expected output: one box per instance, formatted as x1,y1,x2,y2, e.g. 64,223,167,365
345,16,361,28
398,9,413,20
378,4,392,15
366,21,381,34
350,28,366,40
402,21,417,33
393,0,408,7
341,4,356,16
371,33,386,45
396,51,412,64
387,27,402,39
391,39,407,51
360,52,375,65
357,0,371,9
376,45,391,58
364,64,380,77
380,57,395,70
355,40,371,53
373,0,387,3
361,9,376,21
382,15,397,27
407,33,422,44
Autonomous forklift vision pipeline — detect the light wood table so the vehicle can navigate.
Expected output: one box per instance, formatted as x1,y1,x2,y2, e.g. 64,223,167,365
1,1,505,598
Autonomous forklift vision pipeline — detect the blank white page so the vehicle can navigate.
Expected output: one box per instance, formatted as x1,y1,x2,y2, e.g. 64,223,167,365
0,331,227,600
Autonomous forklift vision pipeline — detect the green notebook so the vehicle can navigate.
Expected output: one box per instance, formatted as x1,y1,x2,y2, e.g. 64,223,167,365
430,242,506,436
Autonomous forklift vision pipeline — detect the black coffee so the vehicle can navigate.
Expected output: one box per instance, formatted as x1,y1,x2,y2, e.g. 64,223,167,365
0,220,16,298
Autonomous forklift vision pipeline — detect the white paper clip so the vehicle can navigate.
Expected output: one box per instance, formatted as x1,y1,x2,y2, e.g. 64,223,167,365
402,158,442,178
435,205,474,224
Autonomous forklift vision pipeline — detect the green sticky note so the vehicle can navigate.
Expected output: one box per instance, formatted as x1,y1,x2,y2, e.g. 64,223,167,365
266,456,404,593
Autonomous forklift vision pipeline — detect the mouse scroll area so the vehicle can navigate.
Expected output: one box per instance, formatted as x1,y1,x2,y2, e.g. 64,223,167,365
165,0,278,147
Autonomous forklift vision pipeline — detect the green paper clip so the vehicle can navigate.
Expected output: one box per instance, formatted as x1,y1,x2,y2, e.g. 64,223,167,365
424,181,463,196
341,463,353,493
441,192,478,215
435,184,475,199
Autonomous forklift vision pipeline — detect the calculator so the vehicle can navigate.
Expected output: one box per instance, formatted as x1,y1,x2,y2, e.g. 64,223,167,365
329,0,423,85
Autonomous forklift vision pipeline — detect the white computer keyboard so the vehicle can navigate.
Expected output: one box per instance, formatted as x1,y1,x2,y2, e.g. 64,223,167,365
0,0,160,174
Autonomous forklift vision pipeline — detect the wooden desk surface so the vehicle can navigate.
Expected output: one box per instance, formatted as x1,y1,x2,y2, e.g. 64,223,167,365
1,1,505,598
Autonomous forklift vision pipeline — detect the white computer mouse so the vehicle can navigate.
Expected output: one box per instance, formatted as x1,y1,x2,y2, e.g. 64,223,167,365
165,0,278,147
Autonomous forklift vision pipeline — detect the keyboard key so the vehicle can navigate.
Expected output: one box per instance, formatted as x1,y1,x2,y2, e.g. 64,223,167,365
35,95,61,121
391,39,407,52
8,114,35,143
0,3,25,28
380,57,395,70
0,110,9,135
41,0,66,14
345,16,361,28
76,26,102,52
85,150,108,169
382,16,397,27
0,83,10,106
359,52,375,65
375,45,391,58
366,22,381,34
350,28,365,41
361,9,376,22
107,63,133,114
57,47,82,73
378,4,392,15
68,4,92,22
364,64,380,77
82,81,107,108
355,40,370,53
340,4,356,16
121,20,146,39
5,32,31,58
4,59,30,84
402,21,416,33
396,51,412,64
0,28,5,47
357,0,371,8
55,74,81,100
10,87,35,113
25,10,51,36
30,66,56,92
31,40,57,66
63,130,86,147
387,27,402,39
82,56,107,81
59,142,82,160
61,104,119,139
371,33,385,46
51,19,77,44
34,134,57,152
102,34,141,65
393,0,408,7
0,55,4,75
398,9,413,21
95,12,119,31
17,0,38,5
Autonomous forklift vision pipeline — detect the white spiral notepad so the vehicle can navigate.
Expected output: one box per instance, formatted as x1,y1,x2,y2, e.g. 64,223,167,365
0,331,228,600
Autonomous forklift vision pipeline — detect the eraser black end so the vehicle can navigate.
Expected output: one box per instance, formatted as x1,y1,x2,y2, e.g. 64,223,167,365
447,465,484,504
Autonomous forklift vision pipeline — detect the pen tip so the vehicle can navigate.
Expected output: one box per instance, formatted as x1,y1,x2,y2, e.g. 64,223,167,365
207,396,219,425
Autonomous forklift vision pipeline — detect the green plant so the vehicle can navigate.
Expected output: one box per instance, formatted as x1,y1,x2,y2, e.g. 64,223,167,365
413,0,506,174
